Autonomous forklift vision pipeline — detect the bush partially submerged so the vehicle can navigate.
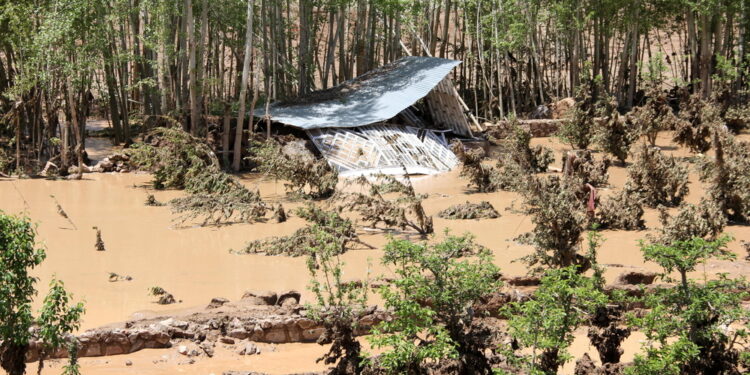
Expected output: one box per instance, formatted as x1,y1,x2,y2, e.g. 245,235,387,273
234,204,358,257
491,121,554,173
628,89,679,146
595,187,645,230
673,95,720,153
698,130,750,222
437,201,499,220
250,138,338,199
594,109,636,165
561,149,611,187
625,143,689,207
335,174,433,236
516,175,592,273
653,199,727,246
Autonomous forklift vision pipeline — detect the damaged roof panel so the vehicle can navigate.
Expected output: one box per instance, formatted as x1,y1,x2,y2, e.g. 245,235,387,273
256,57,461,130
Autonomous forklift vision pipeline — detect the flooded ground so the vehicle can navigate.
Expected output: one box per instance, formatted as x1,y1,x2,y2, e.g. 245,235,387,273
3,131,750,374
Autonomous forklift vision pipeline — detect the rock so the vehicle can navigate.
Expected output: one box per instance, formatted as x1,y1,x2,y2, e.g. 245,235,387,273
617,271,657,285
219,337,235,345
241,290,277,306
236,342,259,356
158,293,176,305
207,297,230,309
125,360,133,366
177,345,189,356
277,290,301,307
200,341,215,357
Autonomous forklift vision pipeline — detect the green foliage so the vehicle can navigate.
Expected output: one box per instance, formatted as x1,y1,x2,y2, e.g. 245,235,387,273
502,266,608,375
0,212,83,375
625,143,689,207
250,138,338,199
305,221,368,374
627,236,749,375
235,204,358,257
367,233,501,374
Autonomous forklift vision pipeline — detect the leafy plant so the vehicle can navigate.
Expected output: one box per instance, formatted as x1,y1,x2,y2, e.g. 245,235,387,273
653,199,726,246
697,128,750,222
627,235,749,375
502,266,608,375
516,175,591,273
0,212,83,375
305,221,369,375
561,149,611,187
367,233,501,374
594,98,635,164
673,94,720,153
595,187,645,230
235,204,359,256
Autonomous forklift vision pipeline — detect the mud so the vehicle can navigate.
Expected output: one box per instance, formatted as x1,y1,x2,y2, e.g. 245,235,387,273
4,131,750,374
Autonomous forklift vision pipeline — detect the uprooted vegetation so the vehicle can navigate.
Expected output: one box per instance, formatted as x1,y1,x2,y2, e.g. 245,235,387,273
249,137,338,199
454,123,553,193
334,174,433,236
437,201,499,220
233,204,359,257
127,127,267,226
624,143,689,208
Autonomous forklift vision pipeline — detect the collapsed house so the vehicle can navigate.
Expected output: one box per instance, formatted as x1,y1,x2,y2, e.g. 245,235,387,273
255,56,479,176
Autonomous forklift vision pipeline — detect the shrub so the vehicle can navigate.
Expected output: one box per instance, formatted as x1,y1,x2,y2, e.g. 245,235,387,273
627,235,749,375
628,89,679,146
250,138,338,199
652,199,726,246
437,201,499,220
367,233,501,374
594,99,636,164
673,94,721,153
502,266,608,375
305,222,368,375
625,143,689,207
596,187,645,230
698,129,750,222
0,212,84,375
516,175,591,273
126,127,219,190
561,149,611,187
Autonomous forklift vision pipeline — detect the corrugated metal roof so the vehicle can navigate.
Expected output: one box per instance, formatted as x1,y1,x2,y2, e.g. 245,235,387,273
254,56,461,130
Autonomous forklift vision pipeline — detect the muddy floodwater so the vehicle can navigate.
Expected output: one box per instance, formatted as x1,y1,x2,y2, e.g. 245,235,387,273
3,132,750,374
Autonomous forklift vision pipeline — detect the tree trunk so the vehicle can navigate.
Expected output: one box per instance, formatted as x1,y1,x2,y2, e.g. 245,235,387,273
233,0,255,171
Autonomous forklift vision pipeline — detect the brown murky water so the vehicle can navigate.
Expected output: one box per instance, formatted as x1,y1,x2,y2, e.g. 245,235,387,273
4,132,750,374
